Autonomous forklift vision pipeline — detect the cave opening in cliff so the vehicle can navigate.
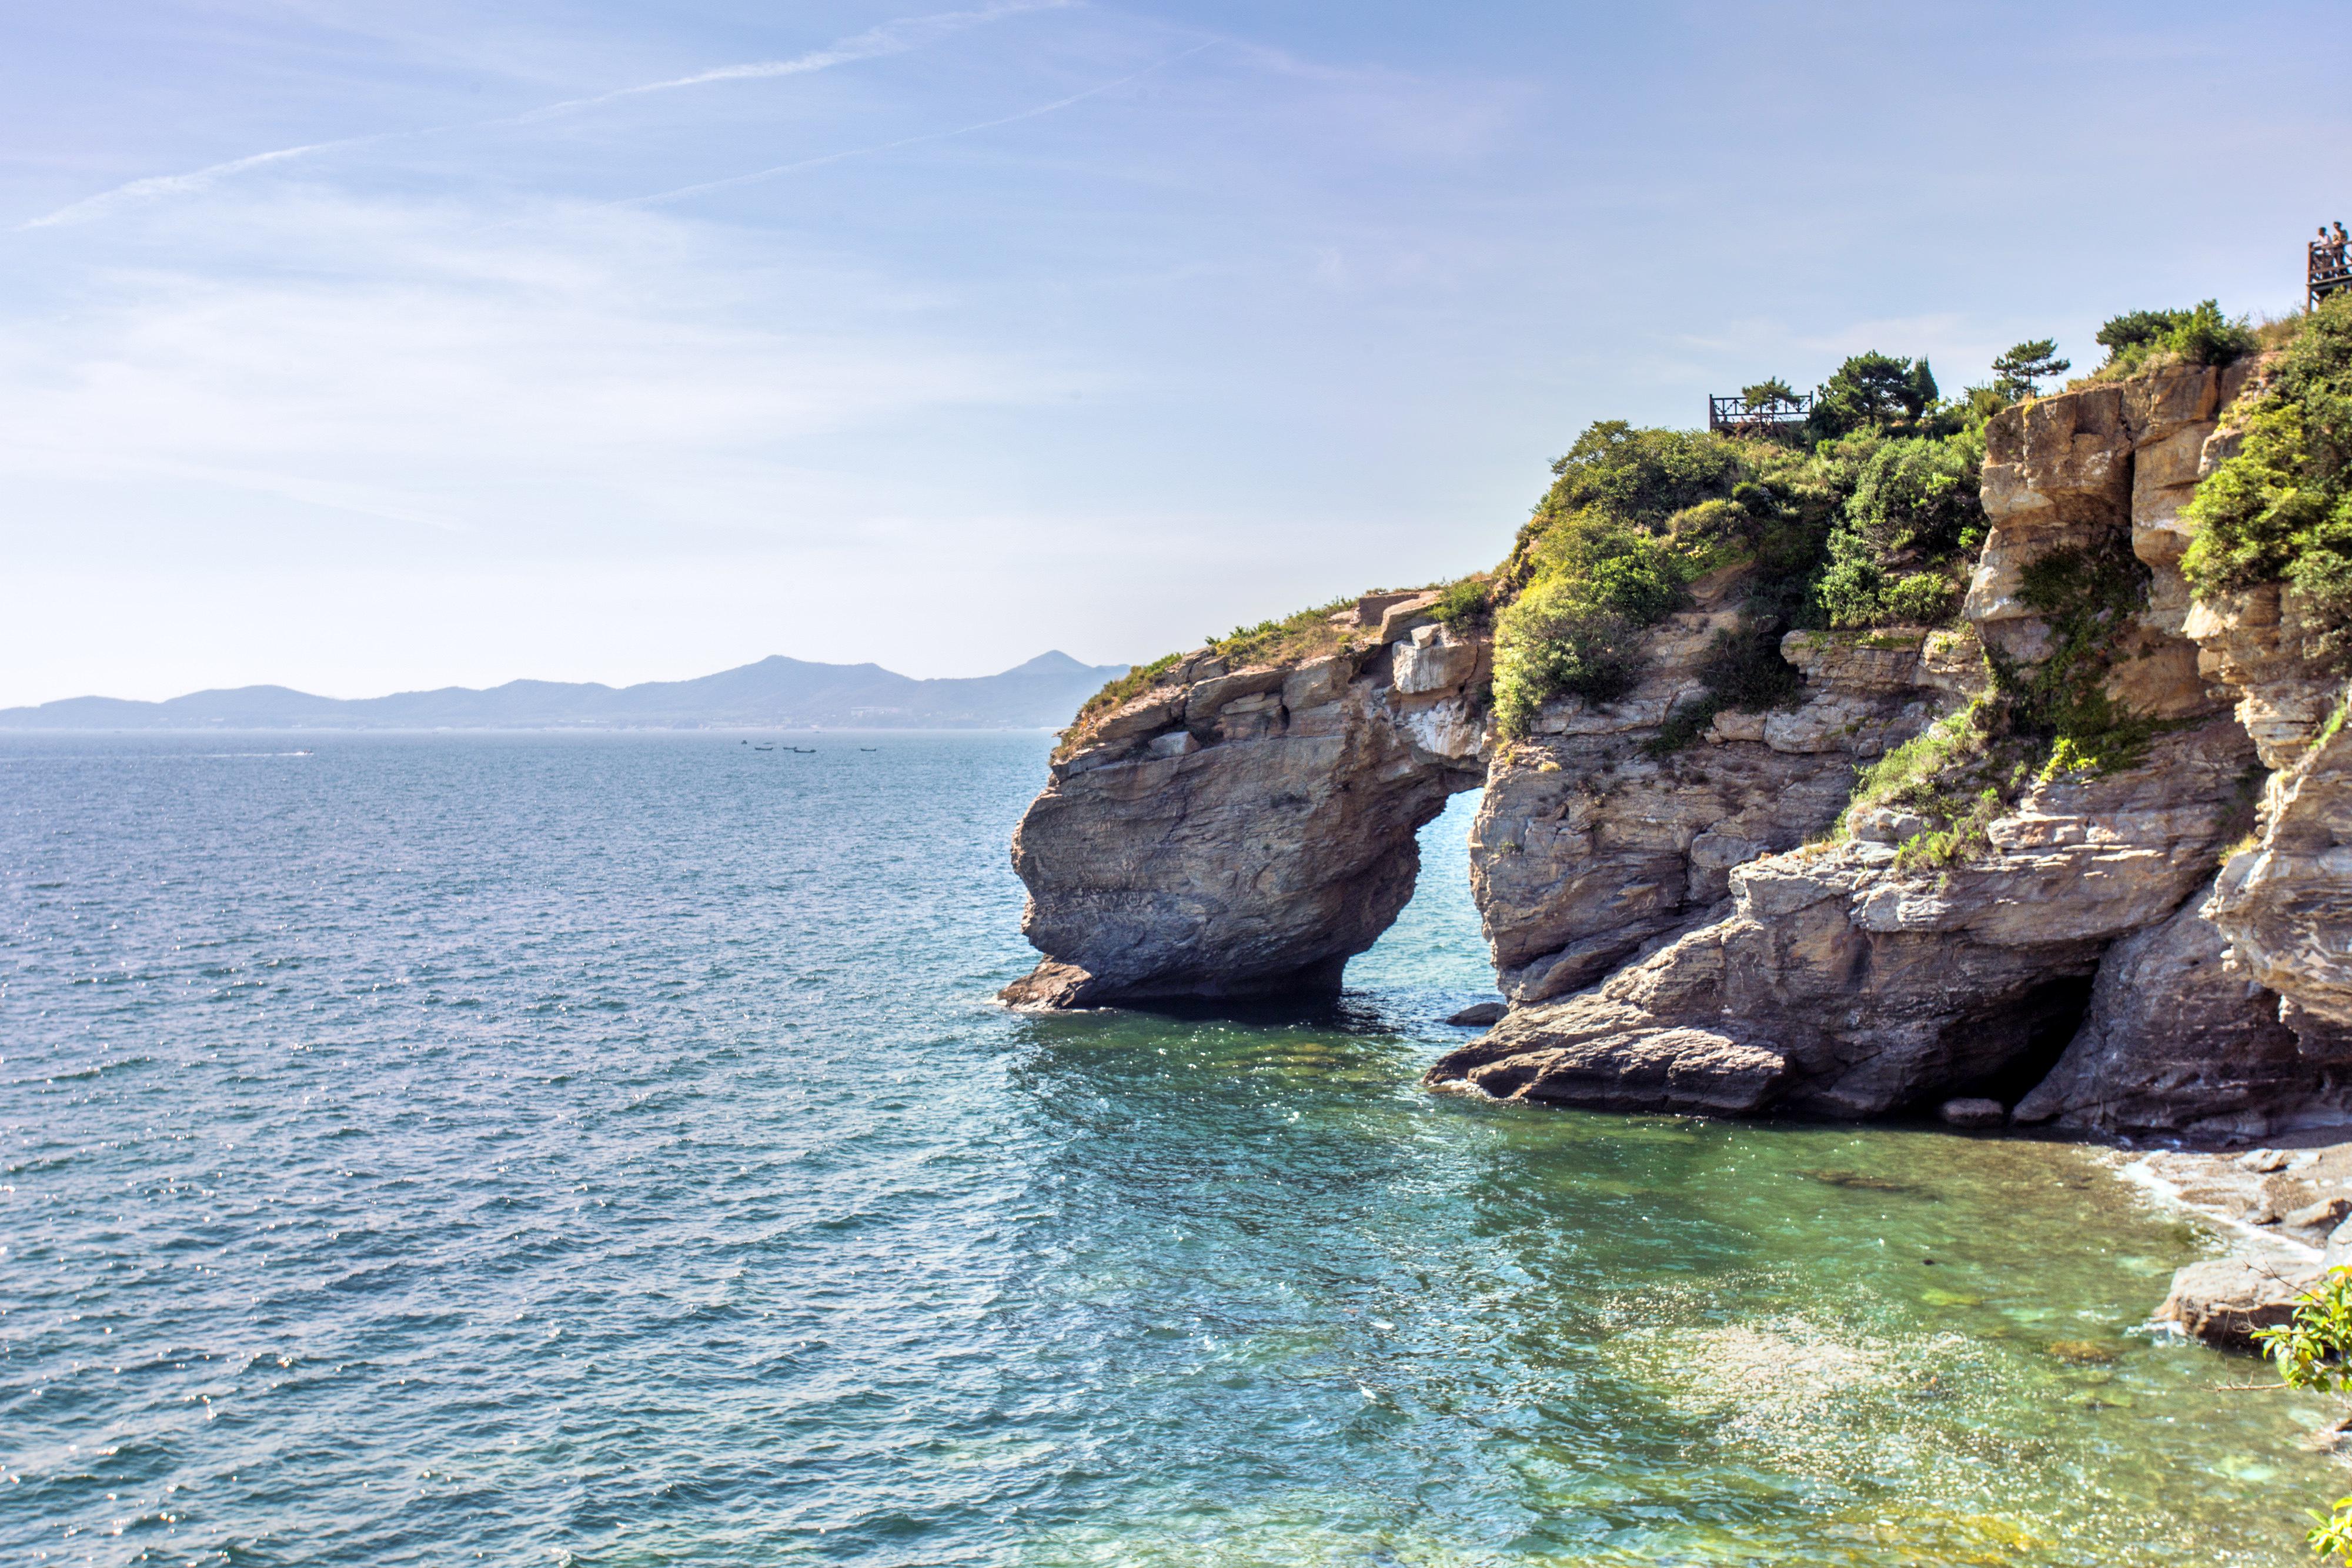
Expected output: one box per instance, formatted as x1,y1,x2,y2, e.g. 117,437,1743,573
1932,972,2099,1112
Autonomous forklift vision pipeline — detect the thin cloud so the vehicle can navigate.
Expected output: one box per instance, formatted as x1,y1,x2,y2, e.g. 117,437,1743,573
18,1,1073,230
621,43,1215,209
513,0,1074,121
24,138,384,229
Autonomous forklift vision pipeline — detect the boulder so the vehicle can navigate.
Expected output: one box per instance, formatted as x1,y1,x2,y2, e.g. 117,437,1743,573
1446,1000,1507,1027
1392,624,1485,696
1939,1098,2004,1128
2157,1257,2321,1349
1375,592,1444,644
2287,1196,2352,1233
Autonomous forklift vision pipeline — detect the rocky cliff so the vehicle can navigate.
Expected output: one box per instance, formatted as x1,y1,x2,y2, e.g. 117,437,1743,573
1001,593,1488,1006
1004,349,2352,1143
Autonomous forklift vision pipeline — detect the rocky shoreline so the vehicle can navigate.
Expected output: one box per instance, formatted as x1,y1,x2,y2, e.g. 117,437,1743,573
2121,1135,2352,1350
1001,341,2352,1368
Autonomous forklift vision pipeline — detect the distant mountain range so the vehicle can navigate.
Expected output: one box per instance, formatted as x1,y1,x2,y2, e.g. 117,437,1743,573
0,651,1130,731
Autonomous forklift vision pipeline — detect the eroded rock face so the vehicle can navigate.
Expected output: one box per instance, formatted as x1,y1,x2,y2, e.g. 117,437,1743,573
1001,595,1488,1007
1475,609,1956,1005
2207,723,2352,1028
1433,721,2256,1116
2012,875,2350,1139
1432,366,2338,1125
1007,355,2352,1139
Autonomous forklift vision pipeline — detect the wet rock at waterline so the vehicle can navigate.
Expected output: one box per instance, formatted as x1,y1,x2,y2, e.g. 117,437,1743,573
2158,1257,2322,1350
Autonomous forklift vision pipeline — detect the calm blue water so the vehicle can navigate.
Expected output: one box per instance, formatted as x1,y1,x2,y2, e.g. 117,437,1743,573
2,731,2340,1566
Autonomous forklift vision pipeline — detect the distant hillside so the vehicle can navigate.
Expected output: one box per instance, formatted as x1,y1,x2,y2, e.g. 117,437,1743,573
0,651,1130,731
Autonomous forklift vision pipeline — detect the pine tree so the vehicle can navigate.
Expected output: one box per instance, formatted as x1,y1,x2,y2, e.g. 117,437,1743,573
1990,339,2070,402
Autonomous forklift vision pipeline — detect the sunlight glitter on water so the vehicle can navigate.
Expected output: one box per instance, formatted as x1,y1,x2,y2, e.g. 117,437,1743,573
0,733,2336,1565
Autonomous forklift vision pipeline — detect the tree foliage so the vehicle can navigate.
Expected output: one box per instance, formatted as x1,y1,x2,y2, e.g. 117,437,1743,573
1990,338,2070,401
1810,352,1939,439
2094,300,2258,377
2254,1267,2352,1562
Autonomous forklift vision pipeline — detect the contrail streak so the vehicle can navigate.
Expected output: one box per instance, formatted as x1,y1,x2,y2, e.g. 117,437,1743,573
511,0,1072,122
18,1,1070,230
24,138,383,229
619,43,1214,209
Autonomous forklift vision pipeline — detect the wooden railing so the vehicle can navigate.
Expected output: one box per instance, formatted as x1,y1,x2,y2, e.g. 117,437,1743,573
1708,391,1813,434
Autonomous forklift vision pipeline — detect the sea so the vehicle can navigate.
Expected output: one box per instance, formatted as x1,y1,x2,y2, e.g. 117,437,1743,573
2,730,2342,1566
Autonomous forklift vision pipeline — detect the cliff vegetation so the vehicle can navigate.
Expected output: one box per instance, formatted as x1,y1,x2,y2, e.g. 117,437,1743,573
2183,292,2352,671
1488,351,1998,740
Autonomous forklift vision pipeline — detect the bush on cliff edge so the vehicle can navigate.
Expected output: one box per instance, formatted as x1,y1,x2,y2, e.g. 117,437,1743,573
2182,292,2352,670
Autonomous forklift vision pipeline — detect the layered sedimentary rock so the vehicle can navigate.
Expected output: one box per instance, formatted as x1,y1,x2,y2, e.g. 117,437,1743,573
2207,724,2352,1027
1000,592,1488,1007
1432,720,2254,1116
1434,369,2293,1125
1005,354,2352,1141
1473,589,1962,1005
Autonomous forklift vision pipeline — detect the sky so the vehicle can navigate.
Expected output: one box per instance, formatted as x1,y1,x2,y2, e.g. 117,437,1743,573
2,1,2346,705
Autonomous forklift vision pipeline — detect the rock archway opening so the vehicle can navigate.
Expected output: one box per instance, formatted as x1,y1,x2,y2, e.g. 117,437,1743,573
1344,784,1495,1009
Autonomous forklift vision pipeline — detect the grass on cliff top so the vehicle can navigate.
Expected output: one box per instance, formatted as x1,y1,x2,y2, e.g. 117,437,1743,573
1056,586,1452,757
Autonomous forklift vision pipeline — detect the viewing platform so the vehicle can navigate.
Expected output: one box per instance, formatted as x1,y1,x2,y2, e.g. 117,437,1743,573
1707,390,1812,436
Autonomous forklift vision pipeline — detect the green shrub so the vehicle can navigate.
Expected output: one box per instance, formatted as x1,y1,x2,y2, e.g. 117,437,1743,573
1429,575,1493,628
1883,571,1960,624
1499,421,1749,592
2003,538,2167,774
2252,1267,2352,1562
1544,421,1748,529
1494,493,1778,735
1492,586,1645,732
1847,432,1986,557
1806,433,1983,628
2182,292,2352,669
1893,785,2002,870
2089,300,2257,380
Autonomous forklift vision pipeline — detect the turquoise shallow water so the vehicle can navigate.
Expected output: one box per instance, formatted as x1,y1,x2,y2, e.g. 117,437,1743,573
1,730,2343,1565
